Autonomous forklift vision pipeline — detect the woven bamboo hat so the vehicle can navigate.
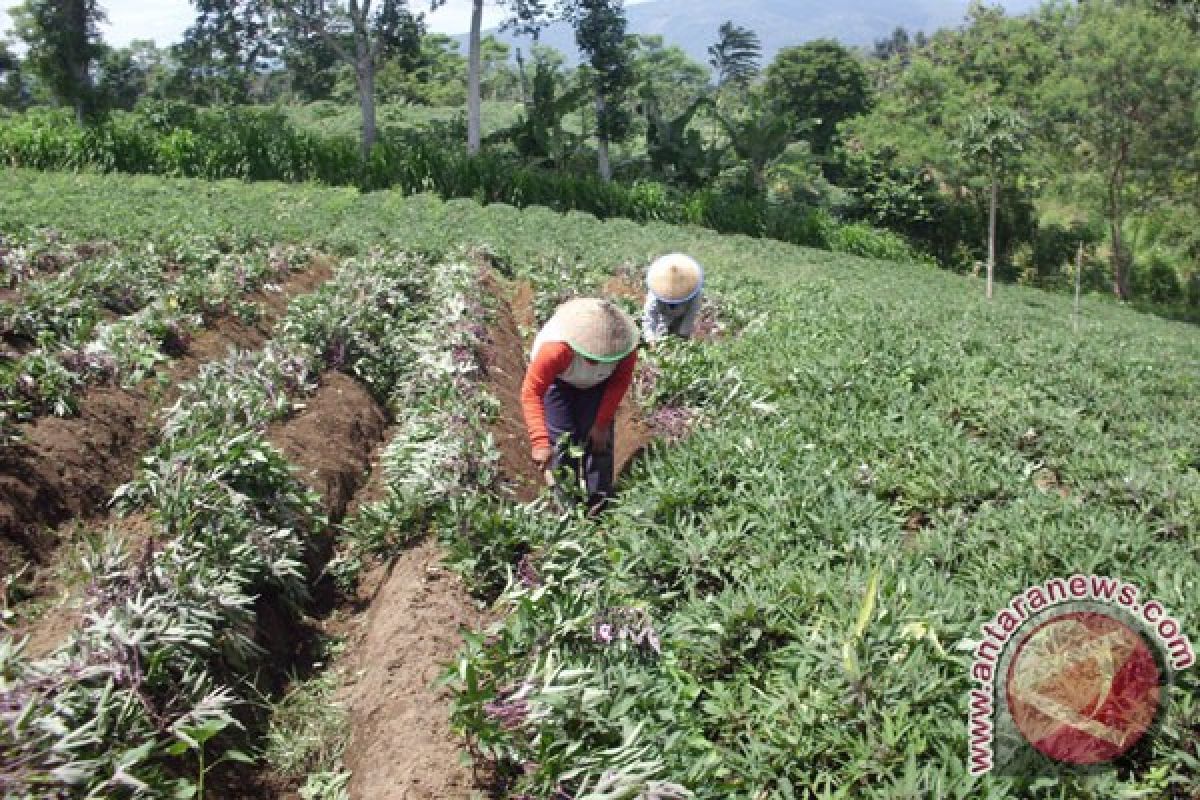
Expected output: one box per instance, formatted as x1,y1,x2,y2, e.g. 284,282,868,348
554,297,638,363
647,253,704,304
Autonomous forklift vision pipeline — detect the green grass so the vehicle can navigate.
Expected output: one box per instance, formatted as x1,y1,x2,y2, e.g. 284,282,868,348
281,100,524,139
1,169,1197,798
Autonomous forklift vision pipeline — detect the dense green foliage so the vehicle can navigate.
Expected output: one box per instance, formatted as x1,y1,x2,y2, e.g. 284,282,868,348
8,0,106,121
3,0,1196,310
0,110,924,263
765,39,869,155
845,1,1199,307
427,189,1198,799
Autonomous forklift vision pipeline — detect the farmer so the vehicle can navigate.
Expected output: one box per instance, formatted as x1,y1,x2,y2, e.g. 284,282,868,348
521,297,639,513
643,253,704,343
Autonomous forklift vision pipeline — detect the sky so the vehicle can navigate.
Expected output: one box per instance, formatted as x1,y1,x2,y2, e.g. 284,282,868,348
1,0,656,48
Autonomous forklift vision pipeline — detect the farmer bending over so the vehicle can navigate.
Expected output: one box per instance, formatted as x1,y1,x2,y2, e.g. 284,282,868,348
643,253,704,343
522,297,638,514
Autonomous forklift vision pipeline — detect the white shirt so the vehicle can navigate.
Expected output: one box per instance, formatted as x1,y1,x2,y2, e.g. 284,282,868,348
642,292,701,342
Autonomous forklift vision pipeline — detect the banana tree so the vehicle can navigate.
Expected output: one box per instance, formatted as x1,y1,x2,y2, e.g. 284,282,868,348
643,91,724,187
490,56,588,168
715,94,802,195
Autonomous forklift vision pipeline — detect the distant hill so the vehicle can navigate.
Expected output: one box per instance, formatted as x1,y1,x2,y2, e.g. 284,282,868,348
453,0,1043,69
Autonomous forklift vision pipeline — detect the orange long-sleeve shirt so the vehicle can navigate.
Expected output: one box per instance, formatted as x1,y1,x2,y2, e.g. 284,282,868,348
521,341,637,450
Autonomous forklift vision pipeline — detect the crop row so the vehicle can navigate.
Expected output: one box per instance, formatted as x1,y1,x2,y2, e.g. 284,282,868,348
0,251,487,798
2,173,1196,797
433,283,1197,796
0,232,312,441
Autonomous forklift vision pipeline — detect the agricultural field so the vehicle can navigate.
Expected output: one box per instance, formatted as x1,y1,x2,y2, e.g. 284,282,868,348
0,169,1197,799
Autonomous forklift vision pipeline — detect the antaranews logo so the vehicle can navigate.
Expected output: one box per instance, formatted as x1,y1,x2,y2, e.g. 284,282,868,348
967,575,1194,776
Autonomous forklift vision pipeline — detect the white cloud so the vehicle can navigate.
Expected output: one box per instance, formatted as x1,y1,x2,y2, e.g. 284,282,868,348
3,0,193,47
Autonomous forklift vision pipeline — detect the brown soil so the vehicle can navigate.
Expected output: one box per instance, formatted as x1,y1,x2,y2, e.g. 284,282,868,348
335,271,656,800
266,372,387,525
262,370,388,642
340,538,489,800
480,273,541,503
602,274,645,305
344,425,398,519
614,400,654,479
0,256,336,591
0,387,154,576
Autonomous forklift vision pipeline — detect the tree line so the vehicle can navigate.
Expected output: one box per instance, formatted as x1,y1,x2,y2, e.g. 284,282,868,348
2,0,1198,310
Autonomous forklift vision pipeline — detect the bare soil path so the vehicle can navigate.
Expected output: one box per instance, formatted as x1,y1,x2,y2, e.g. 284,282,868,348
336,271,653,800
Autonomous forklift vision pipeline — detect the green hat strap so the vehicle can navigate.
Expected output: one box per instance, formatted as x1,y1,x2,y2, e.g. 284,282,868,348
567,339,635,363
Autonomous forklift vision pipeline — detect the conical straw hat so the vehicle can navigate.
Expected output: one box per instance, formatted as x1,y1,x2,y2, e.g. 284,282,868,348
647,253,704,303
554,297,638,363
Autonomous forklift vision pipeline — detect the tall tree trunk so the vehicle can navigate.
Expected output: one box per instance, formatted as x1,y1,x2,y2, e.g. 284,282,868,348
355,31,376,158
1109,150,1131,301
752,157,766,194
516,47,529,107
467,0,483,156
1073,241,1084,332
987,174,998,300
357,58,377,158
595,91,611,181
67,0,92,124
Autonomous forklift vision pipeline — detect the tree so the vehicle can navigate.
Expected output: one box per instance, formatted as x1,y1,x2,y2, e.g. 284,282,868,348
872,26,928,63
479,35,515,100
495,51,587,166
643,93,720,187
1042,1,1199,300
467,0,484,153
628,34,709,119
177,0,272,104
96,45,148,110
275,0,423,156
0,39,23,108
463,1,548,155
707,21,760,90
567,0,633,181
956,105,1029,299
717,94,799,194
872,26,910,61
374,32,464,105
277,2,341,101
764,39,870,155
10,0,106,122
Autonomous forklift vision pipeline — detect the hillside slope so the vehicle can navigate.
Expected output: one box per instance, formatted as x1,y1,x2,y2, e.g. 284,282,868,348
2,168,1196,797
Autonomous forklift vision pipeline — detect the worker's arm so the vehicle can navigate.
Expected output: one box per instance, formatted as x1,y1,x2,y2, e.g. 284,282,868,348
520,341,575,453
642,293,668,342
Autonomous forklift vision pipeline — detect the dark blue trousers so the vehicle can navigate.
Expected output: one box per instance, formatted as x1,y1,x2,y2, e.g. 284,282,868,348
544,379,615,507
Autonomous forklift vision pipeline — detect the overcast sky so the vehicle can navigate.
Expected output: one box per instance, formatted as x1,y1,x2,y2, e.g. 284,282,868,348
1,0,656,48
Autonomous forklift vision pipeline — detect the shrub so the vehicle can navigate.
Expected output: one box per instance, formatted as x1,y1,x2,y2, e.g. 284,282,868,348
1132,249,1185,305
0,105,919,268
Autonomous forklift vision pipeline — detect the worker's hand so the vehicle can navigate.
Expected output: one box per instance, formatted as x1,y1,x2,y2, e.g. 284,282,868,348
588,424,612,453
532,445,554,471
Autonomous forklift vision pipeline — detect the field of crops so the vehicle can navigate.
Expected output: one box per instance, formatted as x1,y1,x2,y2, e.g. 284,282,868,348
1,169,1197,799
